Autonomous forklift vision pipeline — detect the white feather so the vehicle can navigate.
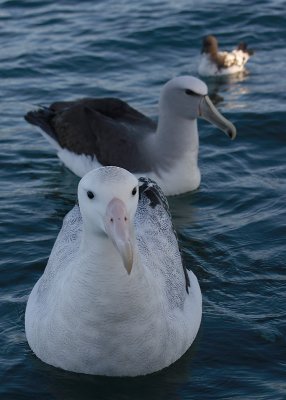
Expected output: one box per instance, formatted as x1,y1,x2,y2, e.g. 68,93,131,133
25,167,202,376
199,50,251,77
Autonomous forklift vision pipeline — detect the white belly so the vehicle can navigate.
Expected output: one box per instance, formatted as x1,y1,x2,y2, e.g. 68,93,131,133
25,270,202,376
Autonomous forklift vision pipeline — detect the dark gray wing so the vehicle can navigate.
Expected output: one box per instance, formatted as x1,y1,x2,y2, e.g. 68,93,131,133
25,98,156,172
138,177,190,293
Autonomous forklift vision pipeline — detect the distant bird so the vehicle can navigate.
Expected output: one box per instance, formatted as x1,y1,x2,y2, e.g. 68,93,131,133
25,166,202,376
198,35,254,77
25,76,236,196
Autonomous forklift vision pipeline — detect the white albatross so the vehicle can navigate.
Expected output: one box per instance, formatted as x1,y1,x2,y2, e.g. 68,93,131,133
25,166,202,376
24,76,236,196
198,35,254,77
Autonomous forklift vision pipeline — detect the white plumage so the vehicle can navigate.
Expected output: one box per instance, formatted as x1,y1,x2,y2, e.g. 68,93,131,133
198,35,254,77
25,166,202,376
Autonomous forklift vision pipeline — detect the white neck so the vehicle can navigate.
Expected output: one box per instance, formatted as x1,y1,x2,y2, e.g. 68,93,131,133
78,227,134,280
156,111,199,156
141,109,201,194
143,95,200,168
64,228,159,320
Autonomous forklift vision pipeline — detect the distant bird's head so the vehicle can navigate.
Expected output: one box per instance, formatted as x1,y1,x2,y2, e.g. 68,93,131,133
201,35,218,54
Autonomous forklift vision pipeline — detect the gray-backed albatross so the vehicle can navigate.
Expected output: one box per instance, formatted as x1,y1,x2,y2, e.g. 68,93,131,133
25,76,236,195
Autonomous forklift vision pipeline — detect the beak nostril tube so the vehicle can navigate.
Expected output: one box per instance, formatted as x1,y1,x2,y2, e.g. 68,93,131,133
105,197,133,274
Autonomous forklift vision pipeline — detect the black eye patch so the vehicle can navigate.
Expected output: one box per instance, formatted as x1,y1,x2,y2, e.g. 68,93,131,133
185,89,198,96
87,191,95,199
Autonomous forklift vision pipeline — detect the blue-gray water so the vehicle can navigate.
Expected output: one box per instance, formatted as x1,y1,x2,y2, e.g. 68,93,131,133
1,0,285,399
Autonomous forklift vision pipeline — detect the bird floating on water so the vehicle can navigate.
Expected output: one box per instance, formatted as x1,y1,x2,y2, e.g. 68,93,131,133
25,166,202,376
198,35,254,77
25,76,236,196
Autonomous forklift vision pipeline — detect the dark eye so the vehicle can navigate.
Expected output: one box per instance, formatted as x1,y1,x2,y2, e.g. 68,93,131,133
132,187,137,196
87,191,94,199
185,89,197,96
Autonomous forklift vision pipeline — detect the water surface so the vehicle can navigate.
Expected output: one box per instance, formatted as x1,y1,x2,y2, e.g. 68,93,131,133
0,0,286,399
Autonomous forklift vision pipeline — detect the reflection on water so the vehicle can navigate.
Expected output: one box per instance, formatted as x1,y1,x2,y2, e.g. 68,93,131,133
203,70,251,109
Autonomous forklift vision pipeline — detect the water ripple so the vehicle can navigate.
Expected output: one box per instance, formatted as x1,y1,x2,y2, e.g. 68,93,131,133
1,0,286,398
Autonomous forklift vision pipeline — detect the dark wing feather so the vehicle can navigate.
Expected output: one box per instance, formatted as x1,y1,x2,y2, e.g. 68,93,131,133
237,42,254,55
25,98,156,172
138,177,190,293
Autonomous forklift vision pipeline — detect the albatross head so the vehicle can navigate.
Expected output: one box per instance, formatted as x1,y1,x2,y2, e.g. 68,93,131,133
201,35,218,54
78,166,139,274
160,75,236,139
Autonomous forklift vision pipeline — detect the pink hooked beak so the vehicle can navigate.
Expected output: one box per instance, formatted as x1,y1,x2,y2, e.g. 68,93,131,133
104,198,133,274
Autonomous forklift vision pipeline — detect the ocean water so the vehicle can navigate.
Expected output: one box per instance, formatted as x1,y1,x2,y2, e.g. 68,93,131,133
0,0,286,398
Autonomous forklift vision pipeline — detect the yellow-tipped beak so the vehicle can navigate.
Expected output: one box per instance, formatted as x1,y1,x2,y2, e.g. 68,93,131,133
199,95,237,140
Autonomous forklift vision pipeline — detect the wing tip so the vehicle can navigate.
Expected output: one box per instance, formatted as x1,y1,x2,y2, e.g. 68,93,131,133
237,42,254,55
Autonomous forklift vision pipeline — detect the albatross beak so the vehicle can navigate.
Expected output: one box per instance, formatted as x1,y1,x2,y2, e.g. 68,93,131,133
199,95,237,140
104,198,133,274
